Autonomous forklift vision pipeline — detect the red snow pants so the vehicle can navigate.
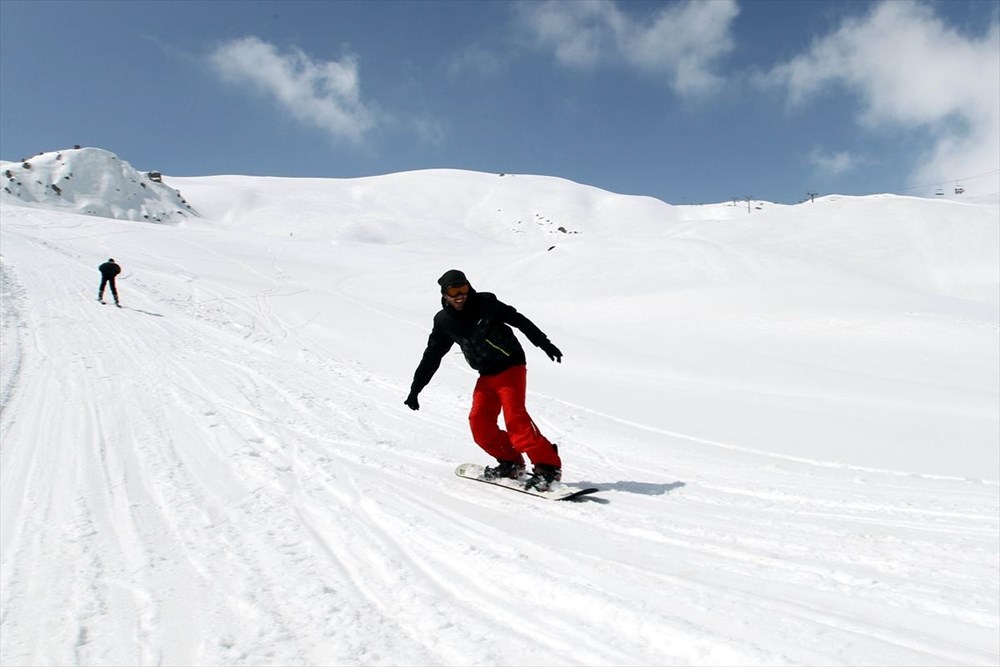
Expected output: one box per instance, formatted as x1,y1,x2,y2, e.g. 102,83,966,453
469,365,562,468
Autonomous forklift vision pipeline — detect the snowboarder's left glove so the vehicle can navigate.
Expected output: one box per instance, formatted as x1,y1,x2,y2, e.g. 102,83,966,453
404,392,420,411
541,341,562,363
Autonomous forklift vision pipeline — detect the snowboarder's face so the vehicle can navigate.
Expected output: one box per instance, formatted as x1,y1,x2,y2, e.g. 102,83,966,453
444,284,470,311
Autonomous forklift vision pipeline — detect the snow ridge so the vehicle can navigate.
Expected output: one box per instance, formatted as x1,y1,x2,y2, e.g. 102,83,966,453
1,147,195,223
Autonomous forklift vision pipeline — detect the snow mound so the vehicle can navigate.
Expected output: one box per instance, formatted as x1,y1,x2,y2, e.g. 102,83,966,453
1,147,195,223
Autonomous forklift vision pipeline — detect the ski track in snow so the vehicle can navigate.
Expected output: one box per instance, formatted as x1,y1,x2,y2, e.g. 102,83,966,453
1,203,998,667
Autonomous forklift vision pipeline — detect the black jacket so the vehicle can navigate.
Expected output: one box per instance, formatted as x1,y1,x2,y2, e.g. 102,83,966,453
99,261,121,278
409,290,552,395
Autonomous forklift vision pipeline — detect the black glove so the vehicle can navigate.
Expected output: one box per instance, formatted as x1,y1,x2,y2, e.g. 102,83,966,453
404,392,420,411
541,341,562,363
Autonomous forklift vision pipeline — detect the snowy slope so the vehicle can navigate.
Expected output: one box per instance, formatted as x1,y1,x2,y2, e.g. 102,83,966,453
1,152,998,666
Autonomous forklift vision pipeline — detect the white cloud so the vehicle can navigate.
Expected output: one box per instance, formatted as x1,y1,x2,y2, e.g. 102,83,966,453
209,37,378,143
518,0,622,69
518,0,739,97
765,2,1000,196
808,148,866,176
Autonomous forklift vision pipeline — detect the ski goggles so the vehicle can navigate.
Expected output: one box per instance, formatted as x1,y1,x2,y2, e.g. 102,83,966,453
444,284,470,298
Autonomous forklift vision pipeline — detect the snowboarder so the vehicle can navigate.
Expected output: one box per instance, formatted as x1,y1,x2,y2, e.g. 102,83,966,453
98,258,121,305
405,269,564,491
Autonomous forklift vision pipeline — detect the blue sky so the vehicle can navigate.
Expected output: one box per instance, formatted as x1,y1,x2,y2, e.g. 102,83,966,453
1,0,997,204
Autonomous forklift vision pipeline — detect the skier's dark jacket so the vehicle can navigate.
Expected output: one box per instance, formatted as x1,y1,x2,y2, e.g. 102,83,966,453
409,289,552,395
99,261,121,278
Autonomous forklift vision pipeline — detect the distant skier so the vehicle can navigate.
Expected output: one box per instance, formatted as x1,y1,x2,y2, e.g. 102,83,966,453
405,269,564,491
98,258,121,306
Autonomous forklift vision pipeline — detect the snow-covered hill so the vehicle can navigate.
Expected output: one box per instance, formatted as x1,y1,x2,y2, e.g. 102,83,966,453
1,147,194,223
1,149,998,666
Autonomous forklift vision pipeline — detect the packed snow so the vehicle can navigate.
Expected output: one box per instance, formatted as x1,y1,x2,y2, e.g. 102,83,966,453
1,148,998,666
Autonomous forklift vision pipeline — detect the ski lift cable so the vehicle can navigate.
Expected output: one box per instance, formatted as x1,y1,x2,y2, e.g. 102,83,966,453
803,168,997,204
892,168,1000,194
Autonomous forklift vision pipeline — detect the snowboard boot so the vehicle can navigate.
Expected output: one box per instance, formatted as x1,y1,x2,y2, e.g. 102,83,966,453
524,464,562,492
483,459,525,481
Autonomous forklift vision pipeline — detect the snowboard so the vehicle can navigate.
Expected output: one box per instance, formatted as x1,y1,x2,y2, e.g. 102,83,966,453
455,463,600,501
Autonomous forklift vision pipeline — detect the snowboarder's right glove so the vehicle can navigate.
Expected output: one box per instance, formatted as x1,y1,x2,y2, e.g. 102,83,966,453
404,392,420,411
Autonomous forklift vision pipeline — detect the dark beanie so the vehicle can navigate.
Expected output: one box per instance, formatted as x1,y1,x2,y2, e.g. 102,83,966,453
438,269,469,292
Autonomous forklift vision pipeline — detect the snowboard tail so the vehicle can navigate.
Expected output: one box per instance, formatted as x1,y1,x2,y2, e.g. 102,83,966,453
455,463,599,501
